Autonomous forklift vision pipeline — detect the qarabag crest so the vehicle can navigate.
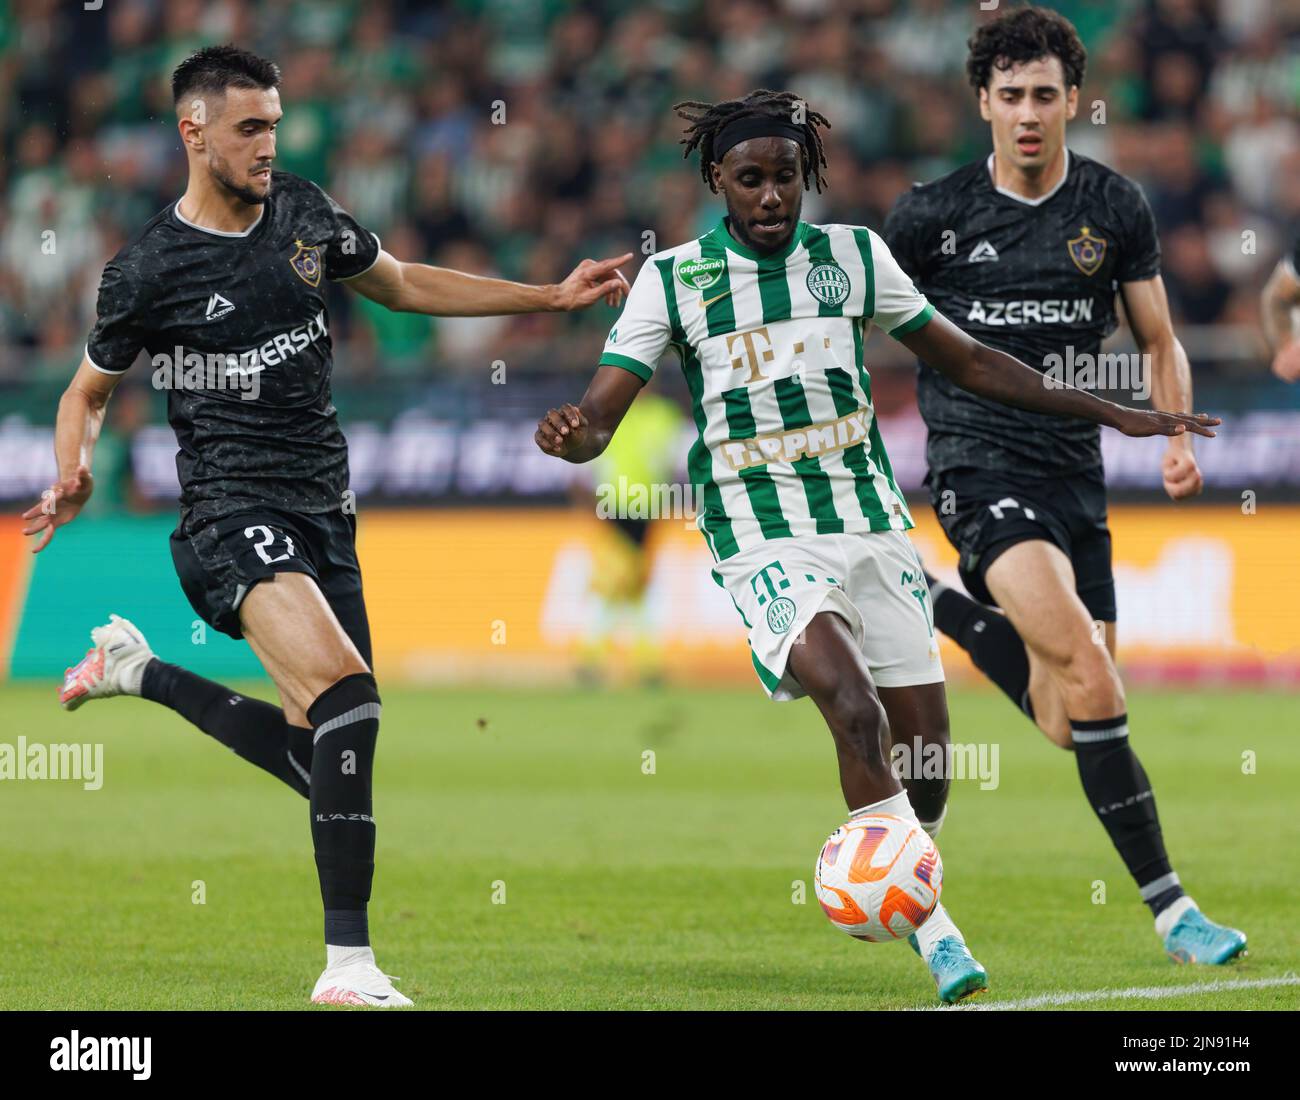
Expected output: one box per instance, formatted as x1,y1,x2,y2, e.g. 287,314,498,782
290,240,323,287
1067,226,1107,277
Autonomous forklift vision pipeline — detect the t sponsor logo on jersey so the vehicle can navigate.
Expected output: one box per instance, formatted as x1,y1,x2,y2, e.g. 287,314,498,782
675,256,725,292
1067,226,1107,276
966,298,1095,326
205,292,236,320
290,239,323,287
806,261,850,306
967,239,999,263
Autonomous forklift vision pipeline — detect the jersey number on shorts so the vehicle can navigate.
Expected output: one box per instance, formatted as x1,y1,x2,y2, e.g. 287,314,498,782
244,525,296,565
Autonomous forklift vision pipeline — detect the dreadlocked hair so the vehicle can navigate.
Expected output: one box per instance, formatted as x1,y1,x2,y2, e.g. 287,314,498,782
673,89,830,194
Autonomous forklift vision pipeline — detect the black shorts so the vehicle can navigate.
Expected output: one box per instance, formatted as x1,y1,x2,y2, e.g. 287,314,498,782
928,465,1116,622
170,506,372,666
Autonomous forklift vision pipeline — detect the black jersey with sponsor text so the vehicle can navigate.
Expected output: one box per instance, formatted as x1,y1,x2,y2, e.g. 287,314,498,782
883,150,1161,477
86,170,380,531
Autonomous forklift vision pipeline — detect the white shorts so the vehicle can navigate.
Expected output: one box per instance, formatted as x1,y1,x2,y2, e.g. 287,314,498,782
712,529,944,700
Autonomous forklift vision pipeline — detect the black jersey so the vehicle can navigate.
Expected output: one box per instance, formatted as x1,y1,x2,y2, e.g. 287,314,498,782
86,170,380,530
883,150,1161,477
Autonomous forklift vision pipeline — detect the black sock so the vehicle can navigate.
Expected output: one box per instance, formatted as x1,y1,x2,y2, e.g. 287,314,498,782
1071,714,1185,916
307,672,380,948
141,659,312,797
926,572,1034,719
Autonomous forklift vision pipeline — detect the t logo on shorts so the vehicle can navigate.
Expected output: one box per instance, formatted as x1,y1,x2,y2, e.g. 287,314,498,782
751,562,797,634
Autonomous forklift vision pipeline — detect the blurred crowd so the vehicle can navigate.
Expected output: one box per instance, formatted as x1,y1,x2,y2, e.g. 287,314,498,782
2,0,1299,383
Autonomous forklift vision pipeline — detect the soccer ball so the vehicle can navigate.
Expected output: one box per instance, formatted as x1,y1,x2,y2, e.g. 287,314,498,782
814,814,943,942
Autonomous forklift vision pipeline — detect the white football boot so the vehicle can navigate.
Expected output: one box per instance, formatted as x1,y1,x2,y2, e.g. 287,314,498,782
60,613,154,711
311,949,413,1007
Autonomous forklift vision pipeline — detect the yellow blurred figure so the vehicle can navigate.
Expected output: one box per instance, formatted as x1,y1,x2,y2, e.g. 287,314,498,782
582,391,685,683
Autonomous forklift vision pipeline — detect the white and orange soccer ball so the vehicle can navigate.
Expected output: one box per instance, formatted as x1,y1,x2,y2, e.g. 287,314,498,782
814,814,943,942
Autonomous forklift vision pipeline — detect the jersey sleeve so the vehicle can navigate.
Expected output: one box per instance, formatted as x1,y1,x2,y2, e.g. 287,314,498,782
1114,179,1162,283
596,259,674,382
318,187,382,281
864,228,934,338
85,262,149,374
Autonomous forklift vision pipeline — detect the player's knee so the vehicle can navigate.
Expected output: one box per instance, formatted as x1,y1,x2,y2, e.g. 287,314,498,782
1038,717,1074,750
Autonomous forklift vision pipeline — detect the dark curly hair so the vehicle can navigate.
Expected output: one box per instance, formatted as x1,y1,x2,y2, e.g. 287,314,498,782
674,89,831,194
966,5,1087,94
172,44,280,108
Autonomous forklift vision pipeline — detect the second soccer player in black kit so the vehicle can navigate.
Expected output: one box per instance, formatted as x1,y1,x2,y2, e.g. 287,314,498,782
23,45,630,1006
884,7,1246,965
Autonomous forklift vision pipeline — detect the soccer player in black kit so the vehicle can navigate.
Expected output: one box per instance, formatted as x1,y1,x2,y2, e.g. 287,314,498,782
883,6,1246,965
21,46,629,1007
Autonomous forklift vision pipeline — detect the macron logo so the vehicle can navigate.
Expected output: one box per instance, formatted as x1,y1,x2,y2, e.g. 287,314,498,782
968,240,999,264
205,293,236,321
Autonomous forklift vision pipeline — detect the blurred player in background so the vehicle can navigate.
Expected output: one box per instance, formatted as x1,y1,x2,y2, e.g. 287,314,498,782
884,6,1246,965
1261,237,1300,383
536,88,1216,1002
580,390,685,685
23,45,628,1007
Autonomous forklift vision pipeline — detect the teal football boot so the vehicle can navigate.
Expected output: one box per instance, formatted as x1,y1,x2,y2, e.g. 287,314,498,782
1164,908,1248,965
908,933,989,1004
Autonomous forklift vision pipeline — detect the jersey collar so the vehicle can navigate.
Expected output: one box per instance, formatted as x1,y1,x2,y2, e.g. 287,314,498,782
172,199,266,237
710,216,807,262
985,147,1070,207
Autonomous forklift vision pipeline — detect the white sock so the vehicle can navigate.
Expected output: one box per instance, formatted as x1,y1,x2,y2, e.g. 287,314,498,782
326,944,374,969
917,805,947,839
914,902,964,958
848,790,916,821
1154,895,1197,940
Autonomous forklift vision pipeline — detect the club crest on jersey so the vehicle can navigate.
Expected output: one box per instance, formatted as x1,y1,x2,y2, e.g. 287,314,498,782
289,240,323,287
1067,227,1107,276
806,262,850,306
675,256,725,291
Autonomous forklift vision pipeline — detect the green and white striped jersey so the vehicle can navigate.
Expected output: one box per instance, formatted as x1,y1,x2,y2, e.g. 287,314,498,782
599,217,935,561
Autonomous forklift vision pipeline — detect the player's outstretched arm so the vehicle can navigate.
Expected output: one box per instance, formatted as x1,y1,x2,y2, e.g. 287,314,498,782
1120,275,1203,499
534,365,644,463
897,311,1219,440
1261,258,1300,383
21,356,121,553
344,249,632,316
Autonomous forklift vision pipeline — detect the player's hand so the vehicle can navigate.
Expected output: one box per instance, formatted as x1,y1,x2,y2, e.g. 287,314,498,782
535,403,588,458
1270,340,1300,383
552,255,632,311
20,464,94,553
1111,407,1219,439
1162,442,1204,500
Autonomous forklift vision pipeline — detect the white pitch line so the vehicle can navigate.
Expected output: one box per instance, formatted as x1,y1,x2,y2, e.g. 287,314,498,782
931,973,1300,1011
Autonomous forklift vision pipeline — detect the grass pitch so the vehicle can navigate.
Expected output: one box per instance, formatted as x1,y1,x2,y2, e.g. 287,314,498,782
0,681,1295,1011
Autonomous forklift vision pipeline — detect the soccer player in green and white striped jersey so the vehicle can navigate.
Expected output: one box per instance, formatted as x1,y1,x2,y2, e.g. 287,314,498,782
535,90,1218,1004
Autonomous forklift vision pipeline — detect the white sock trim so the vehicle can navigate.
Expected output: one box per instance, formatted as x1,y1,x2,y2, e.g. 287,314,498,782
917,805,948,839
848,790,917,823
1154,894,1197,940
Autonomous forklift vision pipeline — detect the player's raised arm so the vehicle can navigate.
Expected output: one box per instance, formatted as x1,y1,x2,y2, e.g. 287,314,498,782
1120,275,1203,499
1261,249,1300,383
21,356,122,552
342,248,632,316
896,310,1219,440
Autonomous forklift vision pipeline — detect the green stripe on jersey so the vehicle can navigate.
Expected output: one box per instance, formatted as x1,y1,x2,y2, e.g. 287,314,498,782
697,233,735,338
772,375,843,534
656,256,738,560
722,385,791,540
851,228,875,320
824,366,889,526
756,248,792,324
